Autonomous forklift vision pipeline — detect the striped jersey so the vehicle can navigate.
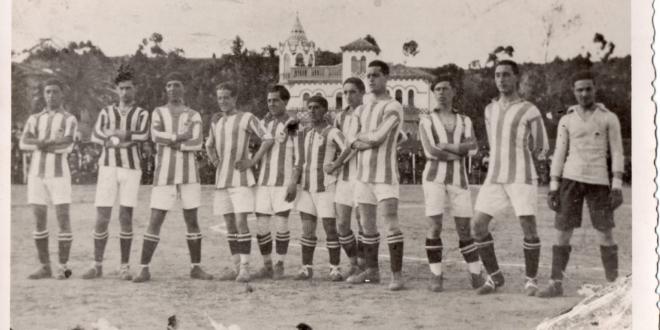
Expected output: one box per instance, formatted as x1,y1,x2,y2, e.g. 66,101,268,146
90,104,149,170
205,112,272,189
299,125,348,193
258,116,300,186
355,98,403,184
484,99,549,184
19,109,78,178
151,105,203,186
333,106,362,181
419,110,474,188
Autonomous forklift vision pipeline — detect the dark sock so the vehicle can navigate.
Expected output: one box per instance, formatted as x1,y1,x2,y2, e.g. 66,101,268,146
300,236,317,265
140,233,160,265
57,233,73,265
387,232,404,273
425,238,443,264
356,231,365,261
237,233,252,256
600,245,619,282
33,230,50,265
93,231,109,263
275,231,290,257
550,245,572,281
523,237,541,279
339,230,358,259
119,231,133,264
476,233,502,281
186,232,202,264
327,239,340,266
257,233,273,256
459,238,479,263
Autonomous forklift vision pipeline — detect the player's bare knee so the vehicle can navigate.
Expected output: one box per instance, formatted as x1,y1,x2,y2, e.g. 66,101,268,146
519,215,538,239
454,217,472,241
596,228,615,246
322,218,338,236
556,229,573,246
256,215,271,235
96,206,112,222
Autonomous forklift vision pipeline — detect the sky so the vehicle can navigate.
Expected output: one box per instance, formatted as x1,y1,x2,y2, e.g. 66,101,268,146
11,0,630,67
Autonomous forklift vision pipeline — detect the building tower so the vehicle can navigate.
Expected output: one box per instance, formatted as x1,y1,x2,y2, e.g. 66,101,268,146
278,14,316,83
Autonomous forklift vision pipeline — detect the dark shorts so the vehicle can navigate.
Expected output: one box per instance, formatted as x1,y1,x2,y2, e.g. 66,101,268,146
555,178,614,231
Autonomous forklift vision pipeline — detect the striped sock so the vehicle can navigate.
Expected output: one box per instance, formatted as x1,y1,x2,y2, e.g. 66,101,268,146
186,232,203,264
387,232,404,273
119,231,133,264
237,233,252,263
33,230,50,265
362,233,380,269
300,236,317,266
92,230,110,263
523,237,541,279
425,238,443,275
327,239,341,266
275,231,290,262
139,233,160,265
257,232,273,256
339,231,358,259
476,233,503,284
459,239,481,274
57,232,73,265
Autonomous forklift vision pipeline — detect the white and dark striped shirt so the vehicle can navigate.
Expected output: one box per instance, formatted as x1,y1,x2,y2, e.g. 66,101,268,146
20,109,78,178
258,116,301,187
205,112,272,189
419,110,474,189
299,125,348,193
151,105,203,186
90,105,149,170
484,99,549,184
334,106,361,181
355,98,403,184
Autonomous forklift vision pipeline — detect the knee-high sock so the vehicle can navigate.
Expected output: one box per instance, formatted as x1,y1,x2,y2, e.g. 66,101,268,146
139,233,160,266
387,232,404,273
237,233,252,265
339,230,358,259
425,238,443,275
33,230,50,265
459,238,481,274
362,233,380,269
186,232,202,264
600,245,619,282
356,231,366,262
93,230,109,263
257,232,273,257
275,231,290,261
300,236,317,266
57,232,73,265
327,239,341,266
119,231,133,264
523,237,541,279
550,245,572,281
476,233,502,282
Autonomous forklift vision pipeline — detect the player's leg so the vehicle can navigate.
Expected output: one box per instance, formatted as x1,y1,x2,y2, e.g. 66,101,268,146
117,206,134,280
447,184,483,288
380,197,404,291
218,212,240,281
295,212,318,280
317,187,342,281
355,206,366,270
134,185,174,282
537,229,573,297
346,182,380,284
29,203,51,279
52,177,74,280
507,182,542,295
235,212,253,282
81,207,111,279
272,210,291,279
179,183,212,280
335,180,359,276
586,183,618,282
422,181,446,291
254,186,274,278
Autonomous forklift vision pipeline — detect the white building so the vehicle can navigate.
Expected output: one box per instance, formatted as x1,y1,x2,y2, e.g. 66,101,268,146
278,15,435,135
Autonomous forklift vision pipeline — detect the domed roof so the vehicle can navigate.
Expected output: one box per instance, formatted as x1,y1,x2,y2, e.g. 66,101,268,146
340,38,380,53
284,14,314,51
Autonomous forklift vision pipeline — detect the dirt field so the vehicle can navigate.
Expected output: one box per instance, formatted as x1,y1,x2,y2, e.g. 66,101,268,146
10,184,632,330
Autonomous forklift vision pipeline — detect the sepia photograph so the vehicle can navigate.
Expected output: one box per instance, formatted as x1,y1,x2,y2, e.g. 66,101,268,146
2,0,657,329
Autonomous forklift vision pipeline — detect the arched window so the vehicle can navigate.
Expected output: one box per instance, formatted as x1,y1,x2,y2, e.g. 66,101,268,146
395,89,403,104
408,90,415,108
303,93,310,105
351,56,359,74
360,56,367,74
315,92,322,97
335,93,343,110
295,53,305,67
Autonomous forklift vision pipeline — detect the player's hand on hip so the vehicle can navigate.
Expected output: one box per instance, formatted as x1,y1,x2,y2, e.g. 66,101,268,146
234,159,253,172
610,189,623,210
285,183,297,202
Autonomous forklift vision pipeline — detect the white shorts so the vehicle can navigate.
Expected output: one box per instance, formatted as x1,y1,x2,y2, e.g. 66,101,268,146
27,176,71,205
474,182,537,217
213,186,255,215
150,183,201,211
296,185,336,218
354,181,399,205
254,185,294,215
422,182,473,218
95,166,142,208
334,179,356,207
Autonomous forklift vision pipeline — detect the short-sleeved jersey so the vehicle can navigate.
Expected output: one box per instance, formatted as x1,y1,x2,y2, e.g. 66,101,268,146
150,105,203,186
299,125,348,193
90,104,149,170
257,116,301,187
206,112,271,189
419,110,474,188
483,99,549,184
19,109,78,178
334,106,362,181
355,98,403,184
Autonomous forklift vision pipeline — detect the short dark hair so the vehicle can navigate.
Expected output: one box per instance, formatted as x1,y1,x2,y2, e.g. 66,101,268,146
368,60,389,75
43,78,65,91
307,95,328,110
571,71,596,85
495,60,519,75
267,84,291,102
165,71,186,85
343,77,366,93
114,65,134,85
215,82,238,97
430,74,456,90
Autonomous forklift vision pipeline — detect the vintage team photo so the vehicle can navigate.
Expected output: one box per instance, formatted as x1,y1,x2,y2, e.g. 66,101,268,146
8,0,642,329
